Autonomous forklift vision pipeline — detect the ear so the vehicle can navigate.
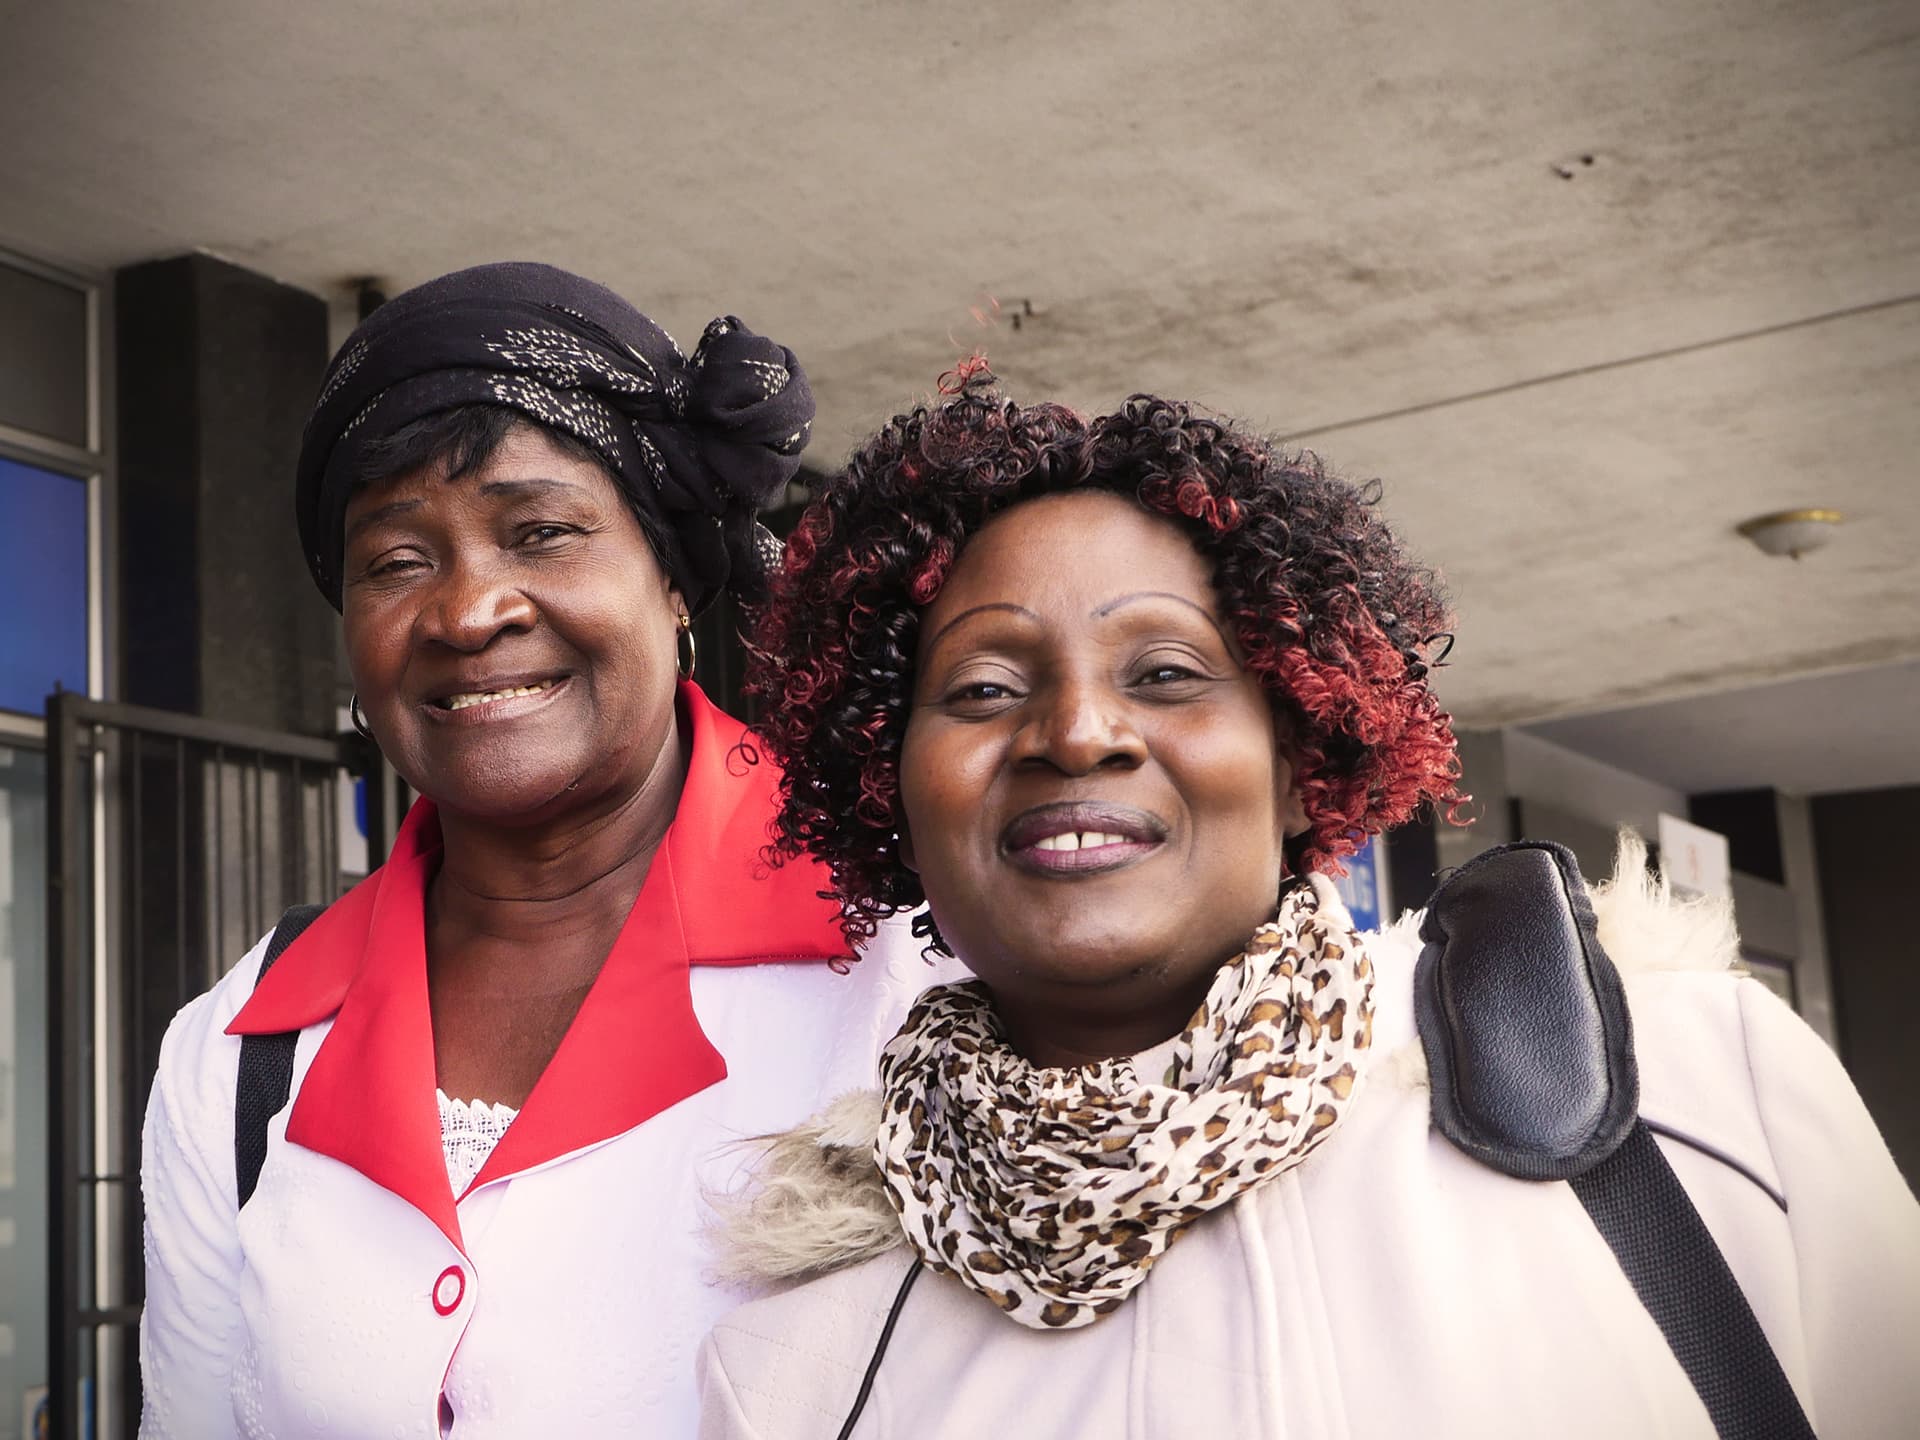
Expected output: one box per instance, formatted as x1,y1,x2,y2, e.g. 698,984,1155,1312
1278,778,1310,841
1276,763,1311,844
1270,712,1313,845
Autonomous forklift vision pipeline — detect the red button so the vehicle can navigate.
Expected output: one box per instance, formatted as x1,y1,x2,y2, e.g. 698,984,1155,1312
432,1265,465,1316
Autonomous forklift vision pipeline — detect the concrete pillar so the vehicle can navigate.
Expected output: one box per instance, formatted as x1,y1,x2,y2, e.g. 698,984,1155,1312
1773,793,1837,1049
114,253,335,734
1811,785,1920,1187
1436,728,1515,874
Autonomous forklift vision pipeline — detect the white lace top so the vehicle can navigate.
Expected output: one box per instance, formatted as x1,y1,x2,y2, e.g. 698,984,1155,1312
437,1088,519,1196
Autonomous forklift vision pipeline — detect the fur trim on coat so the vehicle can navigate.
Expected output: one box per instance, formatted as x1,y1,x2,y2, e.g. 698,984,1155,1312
706,1091,897,1286
706,832,1742,1285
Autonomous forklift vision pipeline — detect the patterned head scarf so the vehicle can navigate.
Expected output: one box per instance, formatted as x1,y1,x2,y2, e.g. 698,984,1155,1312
295,261,814,613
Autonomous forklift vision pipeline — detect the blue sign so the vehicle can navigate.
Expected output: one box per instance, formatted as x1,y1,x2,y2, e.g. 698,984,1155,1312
1331,835,1386,932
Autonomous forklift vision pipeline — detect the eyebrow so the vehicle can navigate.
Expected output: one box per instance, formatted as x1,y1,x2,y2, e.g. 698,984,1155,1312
343,476,589,545
476,476,590,500
1092,590,1235,645
343,498,422,544
921,602,1042,660
921,591,1236,667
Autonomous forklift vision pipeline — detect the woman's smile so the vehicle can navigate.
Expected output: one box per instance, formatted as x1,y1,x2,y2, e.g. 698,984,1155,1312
999,800,1167,876
420,673,572,724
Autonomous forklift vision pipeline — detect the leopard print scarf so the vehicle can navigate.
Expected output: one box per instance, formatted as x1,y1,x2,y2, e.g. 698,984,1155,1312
874,874,1374,1330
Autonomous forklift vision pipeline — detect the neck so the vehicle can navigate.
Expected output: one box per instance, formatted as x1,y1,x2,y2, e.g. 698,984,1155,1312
425,719,690,992
985,893,1303,1069
993,969,1217,1069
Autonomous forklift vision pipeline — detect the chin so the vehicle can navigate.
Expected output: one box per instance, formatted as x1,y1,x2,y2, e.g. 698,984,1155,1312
413,756,589,825
973,914,1175,987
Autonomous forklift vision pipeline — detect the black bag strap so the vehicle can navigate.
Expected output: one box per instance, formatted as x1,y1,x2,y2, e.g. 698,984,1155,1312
234,903,325,1208
1571,1121,1814,1439
1415,842,1815,1439
835,1258,923,1439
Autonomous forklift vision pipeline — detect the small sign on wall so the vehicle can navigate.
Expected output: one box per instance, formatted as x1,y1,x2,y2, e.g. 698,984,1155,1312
1332,835,1390,932
1657,813,1731,899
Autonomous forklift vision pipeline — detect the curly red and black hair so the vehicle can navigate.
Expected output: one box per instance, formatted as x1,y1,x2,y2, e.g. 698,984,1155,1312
747,367,1463,952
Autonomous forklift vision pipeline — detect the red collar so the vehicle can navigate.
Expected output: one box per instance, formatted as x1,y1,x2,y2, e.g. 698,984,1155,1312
227,683,847,1251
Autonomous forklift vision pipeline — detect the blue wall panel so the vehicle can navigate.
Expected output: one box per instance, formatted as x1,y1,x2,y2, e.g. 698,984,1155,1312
0,456,88,714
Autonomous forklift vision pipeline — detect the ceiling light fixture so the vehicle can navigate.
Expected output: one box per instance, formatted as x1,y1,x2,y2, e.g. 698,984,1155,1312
1736,508,1844,560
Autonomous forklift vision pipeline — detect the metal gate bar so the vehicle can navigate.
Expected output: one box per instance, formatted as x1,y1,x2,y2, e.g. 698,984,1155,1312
46,692,357,1440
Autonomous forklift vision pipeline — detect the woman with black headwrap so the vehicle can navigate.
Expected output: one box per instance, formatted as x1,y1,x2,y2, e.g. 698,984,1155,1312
137,264,942,1439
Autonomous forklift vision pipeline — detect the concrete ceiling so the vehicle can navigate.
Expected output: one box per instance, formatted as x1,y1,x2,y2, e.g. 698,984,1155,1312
1523,657,1920,796
3,0,1917,778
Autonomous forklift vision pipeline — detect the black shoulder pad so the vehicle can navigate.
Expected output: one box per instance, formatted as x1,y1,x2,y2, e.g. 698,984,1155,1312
1414,841,1637,1181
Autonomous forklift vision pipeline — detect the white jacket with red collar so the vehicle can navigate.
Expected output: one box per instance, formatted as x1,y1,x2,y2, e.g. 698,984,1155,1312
138,685,946,1439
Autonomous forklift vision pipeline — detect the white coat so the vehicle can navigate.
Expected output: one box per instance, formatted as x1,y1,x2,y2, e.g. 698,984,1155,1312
139,686,952,1439
697,849,1920,1439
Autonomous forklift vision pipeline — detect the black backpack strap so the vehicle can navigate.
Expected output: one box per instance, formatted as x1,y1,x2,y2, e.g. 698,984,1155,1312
235,903,325,1209
1415,842,1815,1440
1571,1122,1814,1439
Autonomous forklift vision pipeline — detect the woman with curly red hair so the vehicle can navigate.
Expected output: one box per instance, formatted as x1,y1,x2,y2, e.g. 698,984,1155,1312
699,372,1920,1438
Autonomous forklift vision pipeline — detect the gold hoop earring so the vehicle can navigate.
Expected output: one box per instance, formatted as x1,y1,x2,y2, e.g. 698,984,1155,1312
349,694,374,740
676,613,697,682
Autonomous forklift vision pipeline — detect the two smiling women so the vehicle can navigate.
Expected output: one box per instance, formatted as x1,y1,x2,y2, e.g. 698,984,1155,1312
137,264,1919,1440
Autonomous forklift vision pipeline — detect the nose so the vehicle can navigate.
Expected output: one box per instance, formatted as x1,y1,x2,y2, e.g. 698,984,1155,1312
416,553,536,652
1014,675,1147,776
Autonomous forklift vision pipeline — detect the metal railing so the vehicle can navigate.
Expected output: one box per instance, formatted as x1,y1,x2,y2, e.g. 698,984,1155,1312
45,692,360,1440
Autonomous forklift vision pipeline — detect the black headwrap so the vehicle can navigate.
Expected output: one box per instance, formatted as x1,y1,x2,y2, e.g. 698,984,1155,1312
295,261,813,613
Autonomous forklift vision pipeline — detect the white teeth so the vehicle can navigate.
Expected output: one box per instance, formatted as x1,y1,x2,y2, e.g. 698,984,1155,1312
443,679,556,711
1033,831,1131,852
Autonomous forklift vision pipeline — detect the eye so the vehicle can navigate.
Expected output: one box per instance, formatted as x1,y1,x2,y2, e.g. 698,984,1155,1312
952,680,1015,702
519,523,577,545
365,550,427,579
1140,663,1197,684
1136,661,1205,687
936,674,1026,713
